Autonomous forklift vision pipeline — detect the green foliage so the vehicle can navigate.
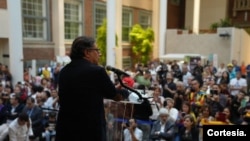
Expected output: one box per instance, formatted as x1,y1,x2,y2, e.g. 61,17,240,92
244,28,250,35
129,24,154,65
96,19,118,66
210,18,233,30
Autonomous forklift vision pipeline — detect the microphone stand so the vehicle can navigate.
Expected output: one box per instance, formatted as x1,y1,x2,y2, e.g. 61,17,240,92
116,74,143,103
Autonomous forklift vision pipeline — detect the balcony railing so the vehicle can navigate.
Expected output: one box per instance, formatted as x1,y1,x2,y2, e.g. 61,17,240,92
233,0,250,16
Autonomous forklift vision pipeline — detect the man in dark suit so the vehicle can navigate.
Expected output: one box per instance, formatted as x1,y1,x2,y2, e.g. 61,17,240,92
55,36,122,141
5,94,25,123
22,97,44,141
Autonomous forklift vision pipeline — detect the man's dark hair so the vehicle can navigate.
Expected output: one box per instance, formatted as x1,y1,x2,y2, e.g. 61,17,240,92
27,96,35,103
70,36,96,59
18,112,29,122
192,76,203,88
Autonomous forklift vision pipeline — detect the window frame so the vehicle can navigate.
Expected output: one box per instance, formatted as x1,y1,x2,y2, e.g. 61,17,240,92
93,2,107,38
64,0,83,41
122,7,133,42
138,10,152,29
122,56,132,69
22,0,50,41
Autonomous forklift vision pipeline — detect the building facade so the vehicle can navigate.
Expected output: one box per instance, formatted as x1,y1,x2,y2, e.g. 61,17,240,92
1,0,250,85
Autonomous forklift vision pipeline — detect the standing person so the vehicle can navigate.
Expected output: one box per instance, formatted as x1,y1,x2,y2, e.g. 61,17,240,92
55,36,122,141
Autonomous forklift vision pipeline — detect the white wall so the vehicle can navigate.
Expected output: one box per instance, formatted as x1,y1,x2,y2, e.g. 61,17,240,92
0,9,9,38
0,39,9,65
165,27,250,65
185,0,228,30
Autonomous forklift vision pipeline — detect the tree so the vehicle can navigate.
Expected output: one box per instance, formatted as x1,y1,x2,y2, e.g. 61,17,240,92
96,18,118,66
129,24,154,65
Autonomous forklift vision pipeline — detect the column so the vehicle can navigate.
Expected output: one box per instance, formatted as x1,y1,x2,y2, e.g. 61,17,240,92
193,0,200,34
159,0,168,57
152,0,160,59
31,60,36,78
7,0,24,85
115,0,123,69
52,0,65,57
107,0,116,82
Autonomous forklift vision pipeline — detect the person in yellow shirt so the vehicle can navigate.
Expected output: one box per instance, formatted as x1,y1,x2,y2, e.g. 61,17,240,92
42,64,51,80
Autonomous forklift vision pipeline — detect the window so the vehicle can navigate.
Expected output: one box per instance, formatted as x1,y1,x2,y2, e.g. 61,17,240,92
22,0,48,40
94,2,106,38
122,56,132,69
64,0,82,40
139,11,151,29
122,8,133,42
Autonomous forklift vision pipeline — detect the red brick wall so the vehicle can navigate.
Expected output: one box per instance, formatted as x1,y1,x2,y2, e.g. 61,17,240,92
0,0,7,9
84,0,94,36
122,46,132,56
23,48,55,61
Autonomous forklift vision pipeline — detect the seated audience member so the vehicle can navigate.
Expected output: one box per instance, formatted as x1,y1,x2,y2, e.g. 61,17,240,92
42,112,57,141
8,112,33,141
22,97,44,141
196,105,214,141
150,108,175,141
5,94,25,123
178,114,199,141
238,103,250,125
214,107,234,125
164,98,179,122
0,96,7,125
148,86,165,122
123,118,143,141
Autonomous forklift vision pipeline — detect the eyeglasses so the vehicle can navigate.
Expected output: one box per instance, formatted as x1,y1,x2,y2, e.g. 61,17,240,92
88,48,100,53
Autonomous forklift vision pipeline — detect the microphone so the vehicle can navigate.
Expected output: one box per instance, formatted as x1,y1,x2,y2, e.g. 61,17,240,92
106,65,130,76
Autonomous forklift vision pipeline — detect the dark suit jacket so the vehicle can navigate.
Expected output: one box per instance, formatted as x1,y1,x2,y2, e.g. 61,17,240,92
179,126,199,141
55,59,117,141
150,119,175,141
5,103,24,121
22,105,44,136
0,105,7,124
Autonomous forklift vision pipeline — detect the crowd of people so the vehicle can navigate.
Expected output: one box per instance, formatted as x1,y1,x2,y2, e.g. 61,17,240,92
0,63,60,141
104,59,250,141
0,35,250,141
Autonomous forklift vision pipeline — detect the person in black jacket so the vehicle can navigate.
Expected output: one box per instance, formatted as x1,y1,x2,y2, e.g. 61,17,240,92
179,114,199,141
55,36,122,141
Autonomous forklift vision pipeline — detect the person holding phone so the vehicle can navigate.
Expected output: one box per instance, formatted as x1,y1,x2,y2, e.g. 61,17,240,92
214,107,233,124
206,84,227,117
123,118,143,141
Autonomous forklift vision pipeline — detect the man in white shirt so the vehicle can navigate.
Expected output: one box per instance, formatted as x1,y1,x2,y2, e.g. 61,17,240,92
165,98,179,122
181,65,193,87
8,112,33,141
229,71,247,96
123,118,143,141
